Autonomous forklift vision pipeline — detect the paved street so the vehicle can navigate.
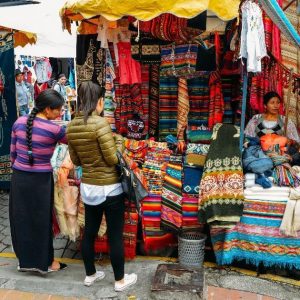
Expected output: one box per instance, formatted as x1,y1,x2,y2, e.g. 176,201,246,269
1,191,300,299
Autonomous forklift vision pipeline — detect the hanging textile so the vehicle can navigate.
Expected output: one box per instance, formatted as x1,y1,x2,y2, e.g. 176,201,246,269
149,65,160,137
0,31,17,189
159,76,178,141
187,75,210,129
258,0,300,47
177,78,189,141
198,124,244,228
281,0,300,128
208,33,224,129
161,155,183,232
239,1,268,73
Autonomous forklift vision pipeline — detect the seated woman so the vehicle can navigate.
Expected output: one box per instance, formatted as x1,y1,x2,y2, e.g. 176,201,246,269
244,91,300,143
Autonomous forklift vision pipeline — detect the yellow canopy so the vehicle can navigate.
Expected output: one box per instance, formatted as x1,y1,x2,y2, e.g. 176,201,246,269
61,0,240,31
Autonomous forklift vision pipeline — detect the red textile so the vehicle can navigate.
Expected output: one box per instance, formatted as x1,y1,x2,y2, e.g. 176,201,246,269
117,42,142,85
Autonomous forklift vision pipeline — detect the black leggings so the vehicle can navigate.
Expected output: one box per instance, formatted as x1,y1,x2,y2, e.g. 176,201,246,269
82,193,125,280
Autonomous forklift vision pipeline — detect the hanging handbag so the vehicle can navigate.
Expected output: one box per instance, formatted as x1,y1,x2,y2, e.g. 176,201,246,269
160,43,198,77
117,150,148,215
131,34,169,64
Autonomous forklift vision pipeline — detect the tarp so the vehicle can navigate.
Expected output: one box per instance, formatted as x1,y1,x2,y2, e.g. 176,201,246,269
60,0,240,30
0,0,76,57
0,27,37,48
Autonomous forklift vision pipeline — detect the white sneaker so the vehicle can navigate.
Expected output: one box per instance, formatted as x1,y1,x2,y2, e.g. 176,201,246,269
114,273,137,292
84,271,105,287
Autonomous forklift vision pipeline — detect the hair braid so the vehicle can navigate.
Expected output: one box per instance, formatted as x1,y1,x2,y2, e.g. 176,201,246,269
26,108,39,166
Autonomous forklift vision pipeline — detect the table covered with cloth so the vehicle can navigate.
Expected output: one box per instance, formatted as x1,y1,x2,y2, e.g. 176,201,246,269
210,185,300,270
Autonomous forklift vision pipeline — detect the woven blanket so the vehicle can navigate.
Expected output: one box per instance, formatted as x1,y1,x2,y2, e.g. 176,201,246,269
182,193,203,231
161,155,183,231
187,76,210,129
199,124,244,227
210,195,300,269
142,195,177,251
149,65,160,137
183,166,203,194
159,76,178,140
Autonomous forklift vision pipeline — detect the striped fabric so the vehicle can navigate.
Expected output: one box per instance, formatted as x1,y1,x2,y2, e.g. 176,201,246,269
159,76,178,140
182,193,203,231
187,75,210,129
10,116,66,172
210,192,300,269
149,65,160,137
141,194,177,251
177,78,189,140
161,155,183,231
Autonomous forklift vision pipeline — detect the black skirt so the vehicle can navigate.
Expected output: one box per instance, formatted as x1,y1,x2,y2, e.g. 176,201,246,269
9,169,54,274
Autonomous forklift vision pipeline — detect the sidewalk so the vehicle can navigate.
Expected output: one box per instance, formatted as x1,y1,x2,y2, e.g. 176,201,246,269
0,255,299,299
1,192,300,299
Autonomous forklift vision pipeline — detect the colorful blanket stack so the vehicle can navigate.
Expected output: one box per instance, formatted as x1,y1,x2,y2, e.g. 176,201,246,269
141,141,176,251
210,185,300,269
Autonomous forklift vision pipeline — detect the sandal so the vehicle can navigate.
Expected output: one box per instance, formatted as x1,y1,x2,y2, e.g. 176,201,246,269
48,262,67,273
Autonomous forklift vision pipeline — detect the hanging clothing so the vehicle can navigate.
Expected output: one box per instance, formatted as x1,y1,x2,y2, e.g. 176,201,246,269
239,1,268,72
33,58,52,83
198,124,244,228
117,42,142,85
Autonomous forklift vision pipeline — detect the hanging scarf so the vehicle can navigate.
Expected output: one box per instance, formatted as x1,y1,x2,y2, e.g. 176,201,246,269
198,124,244,228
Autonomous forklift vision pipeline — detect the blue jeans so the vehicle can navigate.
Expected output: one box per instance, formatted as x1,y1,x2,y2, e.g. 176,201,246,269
18,105,29,116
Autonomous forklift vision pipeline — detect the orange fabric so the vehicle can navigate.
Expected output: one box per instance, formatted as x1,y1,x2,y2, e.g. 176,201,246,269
260,134,288,152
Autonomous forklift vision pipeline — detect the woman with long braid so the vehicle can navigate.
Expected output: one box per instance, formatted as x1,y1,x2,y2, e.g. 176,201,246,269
9,89,67,274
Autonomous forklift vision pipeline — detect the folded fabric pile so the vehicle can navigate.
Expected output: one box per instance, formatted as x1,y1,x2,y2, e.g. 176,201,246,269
182,143,209,195
244,173,255,188
280,187,300,237
161,155,183,232
210,184,300,269
142,141,171,195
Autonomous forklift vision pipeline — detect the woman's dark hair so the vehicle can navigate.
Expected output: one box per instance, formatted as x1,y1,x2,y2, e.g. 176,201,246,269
26,89,64,165
77,81,105,124
263,91,282,106
58,73,66,80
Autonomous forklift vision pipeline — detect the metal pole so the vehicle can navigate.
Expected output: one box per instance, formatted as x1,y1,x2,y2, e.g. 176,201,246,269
239,73,248,152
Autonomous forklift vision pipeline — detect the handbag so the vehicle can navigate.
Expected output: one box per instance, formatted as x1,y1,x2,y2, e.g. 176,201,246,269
160,43,198,77
130,34,169,64
116,150,148,215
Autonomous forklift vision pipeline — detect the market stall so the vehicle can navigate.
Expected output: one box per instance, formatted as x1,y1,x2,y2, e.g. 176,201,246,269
57,0,300,269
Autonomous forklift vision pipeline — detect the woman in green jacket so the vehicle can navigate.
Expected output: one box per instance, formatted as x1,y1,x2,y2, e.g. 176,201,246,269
67,81,137,291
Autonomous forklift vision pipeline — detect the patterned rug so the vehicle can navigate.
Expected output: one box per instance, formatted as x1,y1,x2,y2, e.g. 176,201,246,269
210,196,300,269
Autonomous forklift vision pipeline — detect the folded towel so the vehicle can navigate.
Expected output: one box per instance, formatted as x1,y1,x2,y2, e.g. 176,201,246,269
245,173,256,180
